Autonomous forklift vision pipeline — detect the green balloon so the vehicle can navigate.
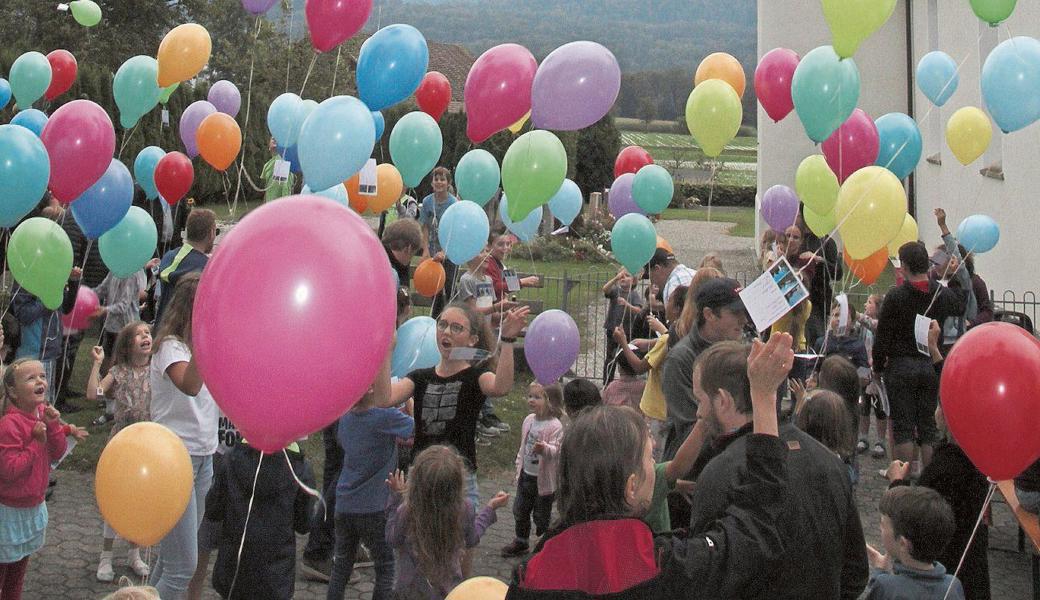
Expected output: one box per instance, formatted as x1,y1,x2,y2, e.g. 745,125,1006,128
822,0,897,59
159,82,180,105
113,56,162,129
795,154,840,215
631,164,674,215
611,213,657,275
9,52,52,109
70,0,102,27
10,218,74,310
455,149,500,207
99,207,158,277
970,0,1017,26
501,130,567,222
685,79,741,159
389,111,443,188
803,206,837,239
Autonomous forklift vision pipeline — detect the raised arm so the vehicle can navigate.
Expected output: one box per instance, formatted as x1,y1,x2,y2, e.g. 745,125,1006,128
85,346,115,402
165,354,204,397
664,418,707,482
479,307,530,397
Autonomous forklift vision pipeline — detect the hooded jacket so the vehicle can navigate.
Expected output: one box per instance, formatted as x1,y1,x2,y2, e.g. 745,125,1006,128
873,279,966,371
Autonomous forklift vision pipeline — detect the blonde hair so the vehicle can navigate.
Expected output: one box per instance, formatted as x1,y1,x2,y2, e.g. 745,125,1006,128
532,382,565,419
102,584,161,600
404,445,468,592
673,267,724,340
699,253,724,273
1,358,42,414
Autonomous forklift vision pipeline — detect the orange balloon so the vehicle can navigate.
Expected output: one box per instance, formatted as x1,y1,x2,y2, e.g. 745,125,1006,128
446,576,508,600
157,23,212,88
656,235,673,254
414,258,446,297
844,247,889,285
95,422,194,547
368,163,404,213
196,113,241,172
344,174,367,213
694,52,746,98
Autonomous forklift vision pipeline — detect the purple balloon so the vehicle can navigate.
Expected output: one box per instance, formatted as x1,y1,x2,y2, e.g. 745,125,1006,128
761,185,800,232
208,80,241,118
241,0,279,14
179,100,216,158
608,173,644,219
525,310,580,385
531,41,621,131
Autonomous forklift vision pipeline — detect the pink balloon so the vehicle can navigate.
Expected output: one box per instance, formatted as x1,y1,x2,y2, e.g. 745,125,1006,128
40,100,115,204
306,0,374,54
822,108,880,183
754,48,799,123
192,196,396,453
464,43,537,144
60,286,99,331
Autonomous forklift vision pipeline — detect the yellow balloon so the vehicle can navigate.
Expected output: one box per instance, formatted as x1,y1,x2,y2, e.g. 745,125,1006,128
835,166,907,259
446,576,508,600
803,206,837,238
368,163,405,213
157,23,212,88
946,107,992,166
685,79,742,158
508,111,530,135
886,214,919,257
694,52,746,97
795,154,840,215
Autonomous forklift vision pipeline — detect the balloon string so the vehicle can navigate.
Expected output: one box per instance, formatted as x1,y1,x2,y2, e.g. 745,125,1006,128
330,47,342,96
117,123,140,160
226,452,264,600
231,16,263,220
706,159,718,222
299,52,319,98
942,482,996,600
285,0,295,93
236,162,276,193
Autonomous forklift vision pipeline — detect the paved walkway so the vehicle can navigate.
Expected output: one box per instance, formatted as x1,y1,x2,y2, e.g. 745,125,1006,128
655,219,759,278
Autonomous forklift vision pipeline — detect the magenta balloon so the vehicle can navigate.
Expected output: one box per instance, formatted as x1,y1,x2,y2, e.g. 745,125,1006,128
207,80,241,118
761,185,801,232
531,41,620,131
60,286,99,331
464,43,537,143
525,309,580,385
179,100,216,158
822,108,879,183
307,0,374,53
240,0,278,14
193,196,396,453
754,48,800,123
40,100,115,204
607,173,644,219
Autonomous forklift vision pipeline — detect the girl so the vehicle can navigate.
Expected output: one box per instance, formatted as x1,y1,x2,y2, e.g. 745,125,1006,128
857,293,889,458
796,390,855,463
759,229,779,271
386,446,509,599
501,383,564,557
88,321,154,582
771,226,815,351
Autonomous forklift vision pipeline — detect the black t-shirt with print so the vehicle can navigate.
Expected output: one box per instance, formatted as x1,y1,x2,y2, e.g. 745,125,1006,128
408,365,490,472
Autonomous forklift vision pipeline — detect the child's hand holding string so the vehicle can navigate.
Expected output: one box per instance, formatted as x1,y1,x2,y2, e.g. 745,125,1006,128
488,491,510,510
386,469,406,494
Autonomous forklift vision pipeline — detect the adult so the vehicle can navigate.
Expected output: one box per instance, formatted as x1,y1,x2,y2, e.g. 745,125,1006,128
933,209,993,351
381,218,423,289
798,211,842,347
153,208,217,328
646,249,695,309
261,138,296,203
601,268,643,383
771,225,816,351
418,166,458,318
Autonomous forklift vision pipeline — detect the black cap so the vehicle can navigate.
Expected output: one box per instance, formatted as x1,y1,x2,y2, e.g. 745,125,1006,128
695,277,744,312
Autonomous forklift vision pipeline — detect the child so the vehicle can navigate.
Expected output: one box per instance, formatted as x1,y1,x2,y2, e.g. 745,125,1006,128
796,390,855,463
859,294,889,459
759,229,779,271
644,415,708,534
501,383,564,557
94,259,160,374
865,486,965,600
602,268,642,383
485,226,541,303
457,249,515,318
561,378,601,417
88,321,154,582
601,348,645,413
698,253,724,273
386,446,509,599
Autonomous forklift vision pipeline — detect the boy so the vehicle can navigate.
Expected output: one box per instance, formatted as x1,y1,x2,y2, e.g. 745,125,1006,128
561,378,601,417
601,268,642,383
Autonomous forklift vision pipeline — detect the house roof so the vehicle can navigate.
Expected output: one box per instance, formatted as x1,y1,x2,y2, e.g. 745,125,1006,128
348,33,475,106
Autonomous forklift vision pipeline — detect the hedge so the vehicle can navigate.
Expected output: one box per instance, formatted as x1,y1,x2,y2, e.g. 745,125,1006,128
673,183,755,208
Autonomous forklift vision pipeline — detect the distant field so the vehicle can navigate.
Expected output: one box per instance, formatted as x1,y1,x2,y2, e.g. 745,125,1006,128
620,131,758,152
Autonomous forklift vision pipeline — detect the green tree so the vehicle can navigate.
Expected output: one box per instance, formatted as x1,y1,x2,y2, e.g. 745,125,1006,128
637,96,656,130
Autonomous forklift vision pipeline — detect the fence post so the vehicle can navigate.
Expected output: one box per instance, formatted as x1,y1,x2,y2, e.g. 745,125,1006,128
561,270,570,313
589,192,601,216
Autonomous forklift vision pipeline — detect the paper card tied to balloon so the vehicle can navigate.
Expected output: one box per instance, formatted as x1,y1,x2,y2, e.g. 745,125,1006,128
740,258,809,333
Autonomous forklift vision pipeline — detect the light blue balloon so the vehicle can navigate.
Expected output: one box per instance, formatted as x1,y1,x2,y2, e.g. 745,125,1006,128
439,200,490,264
71,159,133,239
0,124,50,228
113,55,161,129
874,113,922,181
99,206,158,277
391,316,440,378
301,183,348,207
0,79,10,110
267,92,303,147
298,95,376,191
372,111,385,141
276,144,302,174
134,146,165,200
389,111,442,188
499,194,542,242
9,51,51,109
631,165,674,215
956,215,1000,254
11,108,48,137
357,24,429,111
455,149,500,207
981,36,1040,134
791,46,861,143
916,51,958,107
611,213,657,275
548,178,582,226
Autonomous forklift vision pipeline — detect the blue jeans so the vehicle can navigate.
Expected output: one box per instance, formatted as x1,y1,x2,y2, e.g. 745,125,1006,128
326,512,394,600
465,471,480,509
149,454,213,600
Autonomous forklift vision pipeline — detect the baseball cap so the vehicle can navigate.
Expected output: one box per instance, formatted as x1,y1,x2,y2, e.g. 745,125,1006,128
695,277,745,312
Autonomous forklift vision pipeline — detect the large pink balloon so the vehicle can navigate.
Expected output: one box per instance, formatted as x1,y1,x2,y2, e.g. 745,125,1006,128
192,196,396,453
531,41,620,131
754,48,799,123
822,108,879,183
307,0,374,53
40,100,115,204
464,44,537,144
60,286,99,331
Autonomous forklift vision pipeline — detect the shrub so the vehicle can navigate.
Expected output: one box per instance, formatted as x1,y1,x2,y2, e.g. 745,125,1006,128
673,183,755,208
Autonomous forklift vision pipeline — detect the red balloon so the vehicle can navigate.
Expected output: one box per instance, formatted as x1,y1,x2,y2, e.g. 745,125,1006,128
940,322,1040,480
415,71,451,121
821,108,879,183
306,0,373,53
464,43,537,143
154,152,194,206
45,50,77,102
614,146,653,179
754,48,799,123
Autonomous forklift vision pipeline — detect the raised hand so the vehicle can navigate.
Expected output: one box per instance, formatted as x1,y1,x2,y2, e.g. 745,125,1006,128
612,326,628,346
488,491,510,510
501,306,531,339
386,469,407,494
91,346,105,364
748,333,794,395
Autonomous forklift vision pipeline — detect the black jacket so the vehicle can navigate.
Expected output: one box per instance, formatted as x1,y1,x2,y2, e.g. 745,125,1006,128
873,280,967,371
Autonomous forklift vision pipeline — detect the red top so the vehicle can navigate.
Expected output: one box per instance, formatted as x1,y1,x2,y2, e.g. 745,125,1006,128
0,404,67,508
485,256,508,301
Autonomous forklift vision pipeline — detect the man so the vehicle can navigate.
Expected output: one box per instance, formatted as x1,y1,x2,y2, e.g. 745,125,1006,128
261,138,296,203
153,208,217,327
646,248,695,307
687,341,869,599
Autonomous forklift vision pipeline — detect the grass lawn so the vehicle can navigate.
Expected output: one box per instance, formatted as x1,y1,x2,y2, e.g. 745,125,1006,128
620,131,757,151
662,206,756,238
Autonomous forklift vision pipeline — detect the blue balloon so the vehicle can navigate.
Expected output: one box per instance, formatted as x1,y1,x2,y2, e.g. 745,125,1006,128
357,24,429,111
957,215,1000,254
301,183,348,207
10,108,47,136
548,178,582,226
276,144,302,174
391,316,440,378
874,113,922,181
70,159,134,239
298,96,375,191
439,200,490,264
916,51,958,107
267,92,303,147
134,146,165,200
499,194,543,242
0,79,10,111
791,46,861,143
0,124,50,228
372,111,385,141
981,36,1040,134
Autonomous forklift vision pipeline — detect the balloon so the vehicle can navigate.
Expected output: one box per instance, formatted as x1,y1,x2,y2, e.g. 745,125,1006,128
980,36,1040,134
70,159,133,239
834,166,907,259
821,108,879,183
179,100,217,158
525,310,580,385
154,152,194,206
501,130,567,221
446,577,508,600
499,195,543,243
685,79,741,158
196,113,242,172
9,218,73,310
874,113,922,180
388,111,442,188
465,44,537,143
632,164,674,215
439,200,490,264
792,46,861,143
508,111,530,135
357,24,429,111
9,52,52,109
531,41,621,131
344,174,367,213
157,23,212,88
392,317,440,379
134,146,166,201
44,50,77,101
455,149,500,207
113,56,161,129
956,215,1000,254
916,51,958,107
843,247,888,285
414,258,446,297
208,80,241,117
821,0,897,59
267,93,301,147
0,79,10,110
754,48,799,122
60,286,100,331
241,0,279,15
970,0,1018,26
886,214,919,257
611,213,656,276
299,96,376,191
607,173,643,219
761,185,800,232
416,71,452,121
548,178,582,226
372,111,385,141
159,82,179,105
10,109,47,137
301,183,348,207
795,155,839,215
95,423,193,547
99,207,158,277
69,0,102,26
945,107,992,166
0,125,50,228
369,163,404,213
41,100,115,204
803,206,837,238
614,146,653,179
306,0,373,53
277,144,302,174
695,52,746,97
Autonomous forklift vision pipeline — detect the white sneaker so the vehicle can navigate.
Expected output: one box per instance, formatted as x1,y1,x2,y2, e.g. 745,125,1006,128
96,554,114,582
128,548,150,577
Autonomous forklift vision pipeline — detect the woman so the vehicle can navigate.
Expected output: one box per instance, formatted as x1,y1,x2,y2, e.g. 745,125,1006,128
771,225,818,351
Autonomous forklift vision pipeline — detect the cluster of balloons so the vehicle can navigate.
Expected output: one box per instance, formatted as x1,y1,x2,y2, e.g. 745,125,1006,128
606,146,661,274
686,53,744,158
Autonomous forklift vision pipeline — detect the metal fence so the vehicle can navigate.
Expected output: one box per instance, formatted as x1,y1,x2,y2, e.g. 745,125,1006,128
991,289,1039,329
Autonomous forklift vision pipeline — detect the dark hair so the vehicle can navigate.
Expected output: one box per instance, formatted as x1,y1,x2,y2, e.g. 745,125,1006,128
396,287,412,317
669,285,688,316
488,223,510,245
383,219,423,253
153,272,201,351
898,241,930,276
184,208,216,244
439,302,496,369
695,341,752,414
797,390,854,458
957,244,975,276
676,267,723,338
563,378,601,416
818,355,861,432
111,321,150,368
615,350,638,378
880,486,955,563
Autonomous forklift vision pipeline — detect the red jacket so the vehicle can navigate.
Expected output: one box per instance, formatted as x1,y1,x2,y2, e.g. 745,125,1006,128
0,404,67,508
